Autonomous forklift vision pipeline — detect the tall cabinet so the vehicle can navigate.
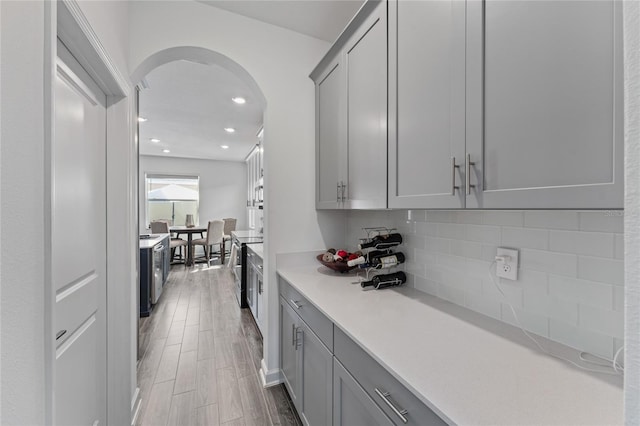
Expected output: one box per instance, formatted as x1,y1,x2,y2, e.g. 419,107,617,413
386,0,623,210
312,0,387,210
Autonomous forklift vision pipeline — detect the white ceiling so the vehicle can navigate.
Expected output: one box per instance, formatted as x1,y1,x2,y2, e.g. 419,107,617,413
198,0,365,42
139,59,263,162
139,1,364,162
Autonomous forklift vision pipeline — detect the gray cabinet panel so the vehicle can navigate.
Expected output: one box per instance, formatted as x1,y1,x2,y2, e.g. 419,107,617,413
316,58,344,209
388,0,466,209
280,277,333,351
334,327,447,426
345,2,388,209
299,321,333,426
280,297,299,406
466,0,623,208
334,358,394,426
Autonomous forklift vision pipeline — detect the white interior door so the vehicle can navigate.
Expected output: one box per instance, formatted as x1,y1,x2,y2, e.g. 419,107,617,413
53,39,107,426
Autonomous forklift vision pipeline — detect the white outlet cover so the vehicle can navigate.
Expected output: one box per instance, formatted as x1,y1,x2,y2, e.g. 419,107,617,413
496,247,519,280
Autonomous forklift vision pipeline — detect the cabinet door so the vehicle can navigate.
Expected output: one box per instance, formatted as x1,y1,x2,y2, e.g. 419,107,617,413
298,321,333,426
316,56,344,209
344,1,388,209
280,298,300,406
334,359,394,426
388,0,466,209
466,0,623,208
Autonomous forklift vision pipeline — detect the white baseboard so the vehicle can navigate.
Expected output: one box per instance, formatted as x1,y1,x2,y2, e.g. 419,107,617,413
130,387,141,426
259,358,282,388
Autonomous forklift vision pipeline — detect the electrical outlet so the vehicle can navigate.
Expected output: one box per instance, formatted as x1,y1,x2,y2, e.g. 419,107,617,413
496,247,518,280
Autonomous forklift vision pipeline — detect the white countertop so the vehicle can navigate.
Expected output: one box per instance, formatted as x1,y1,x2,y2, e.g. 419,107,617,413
248,243,263,259
276,251,623,426
232,229,263,239
139,233,169,250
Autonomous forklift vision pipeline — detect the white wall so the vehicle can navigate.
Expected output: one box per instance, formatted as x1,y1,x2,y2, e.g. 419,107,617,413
624,0,640,423
139,155,247,231
129,1,345,382
1,3,46,424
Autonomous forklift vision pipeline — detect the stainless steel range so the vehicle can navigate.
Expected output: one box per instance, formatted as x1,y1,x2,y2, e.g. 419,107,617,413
231,230,263,308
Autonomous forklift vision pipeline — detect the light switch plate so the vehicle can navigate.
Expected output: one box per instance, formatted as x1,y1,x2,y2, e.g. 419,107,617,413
496,247,518,280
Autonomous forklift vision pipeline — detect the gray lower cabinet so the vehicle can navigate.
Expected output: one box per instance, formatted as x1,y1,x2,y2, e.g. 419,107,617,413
334,358,394,426
279,295,332,426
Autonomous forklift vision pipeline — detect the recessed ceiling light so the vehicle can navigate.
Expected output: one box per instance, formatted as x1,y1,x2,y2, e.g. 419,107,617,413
138,117,148,122
224,127,236,133
150,138,160,143
162,149,170,153
232,97,246,104
221,145,229,149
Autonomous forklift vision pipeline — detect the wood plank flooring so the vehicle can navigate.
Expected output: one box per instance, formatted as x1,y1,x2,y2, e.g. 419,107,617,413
137,263,301,426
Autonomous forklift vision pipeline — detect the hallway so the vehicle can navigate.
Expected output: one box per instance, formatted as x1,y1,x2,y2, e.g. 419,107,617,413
136,264,299,426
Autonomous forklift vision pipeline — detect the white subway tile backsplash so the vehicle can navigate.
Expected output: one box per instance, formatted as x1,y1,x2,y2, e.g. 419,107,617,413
465,292,502,320
466,224,501,243
501,305,549,337
549,320,614,360
579,211,624,233
502,227,549,250
437,223,466,240
520,249,578,277
614,234,624,259
613,286,624,312
578,256,624,286
549,230,614,258
524,211,579,230
548,275,614,311
482,211,524,227
348,209,624,358
579,305,624,339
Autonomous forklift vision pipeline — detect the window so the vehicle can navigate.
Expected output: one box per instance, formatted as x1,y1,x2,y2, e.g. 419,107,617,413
146,174,199,226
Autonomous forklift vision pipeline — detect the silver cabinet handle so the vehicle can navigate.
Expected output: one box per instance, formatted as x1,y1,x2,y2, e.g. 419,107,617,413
341,181,347,202
375,388,408,424
290,299,302,309
56,330,67,340
451,157,460,195
295,327,303,350
337,181,341,203
291,323,296,346
466,153,476,195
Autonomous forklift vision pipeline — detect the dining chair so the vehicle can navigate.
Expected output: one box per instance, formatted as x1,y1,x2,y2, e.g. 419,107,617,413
150,220,187,264
222,217,237,262
191,220,224,267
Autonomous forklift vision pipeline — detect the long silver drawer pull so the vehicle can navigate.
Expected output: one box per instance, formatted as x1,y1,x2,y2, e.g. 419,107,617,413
451,157,460,195
466,153,476,195
290,299,302,309
56,330,67,340
375,388,408,424
292,323,296,346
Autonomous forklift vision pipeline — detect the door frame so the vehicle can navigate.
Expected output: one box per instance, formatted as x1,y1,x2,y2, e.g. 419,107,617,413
44,1,136,425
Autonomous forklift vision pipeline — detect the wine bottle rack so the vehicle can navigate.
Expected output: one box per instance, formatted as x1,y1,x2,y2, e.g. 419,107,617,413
354,227,404,289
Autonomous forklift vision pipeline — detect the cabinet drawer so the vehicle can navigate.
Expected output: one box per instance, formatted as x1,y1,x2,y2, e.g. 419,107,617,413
278,277,333,351
334,327,447,426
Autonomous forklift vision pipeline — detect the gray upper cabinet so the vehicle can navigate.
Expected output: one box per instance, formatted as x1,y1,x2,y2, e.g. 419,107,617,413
466,0,623,209
344,1,387,209
316,56,344,209
388,0,466,209
312,0,387,210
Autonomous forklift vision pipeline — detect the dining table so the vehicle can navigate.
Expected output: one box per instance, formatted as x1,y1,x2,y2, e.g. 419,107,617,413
170,225,207,266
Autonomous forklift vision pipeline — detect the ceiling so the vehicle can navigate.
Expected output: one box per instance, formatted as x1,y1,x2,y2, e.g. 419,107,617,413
139,59,263,162
140,1,364,162
198,0,365,42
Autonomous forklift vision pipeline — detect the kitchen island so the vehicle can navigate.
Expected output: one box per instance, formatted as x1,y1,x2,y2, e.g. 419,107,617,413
277,251,622,425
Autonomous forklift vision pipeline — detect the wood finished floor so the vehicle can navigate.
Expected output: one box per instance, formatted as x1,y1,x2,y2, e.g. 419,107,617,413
137,262,301,426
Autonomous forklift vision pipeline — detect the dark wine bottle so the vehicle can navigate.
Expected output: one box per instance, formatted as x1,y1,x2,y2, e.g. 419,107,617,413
370,252,405,269
346,249,391,267
358,233,403,250
361,271,407,289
